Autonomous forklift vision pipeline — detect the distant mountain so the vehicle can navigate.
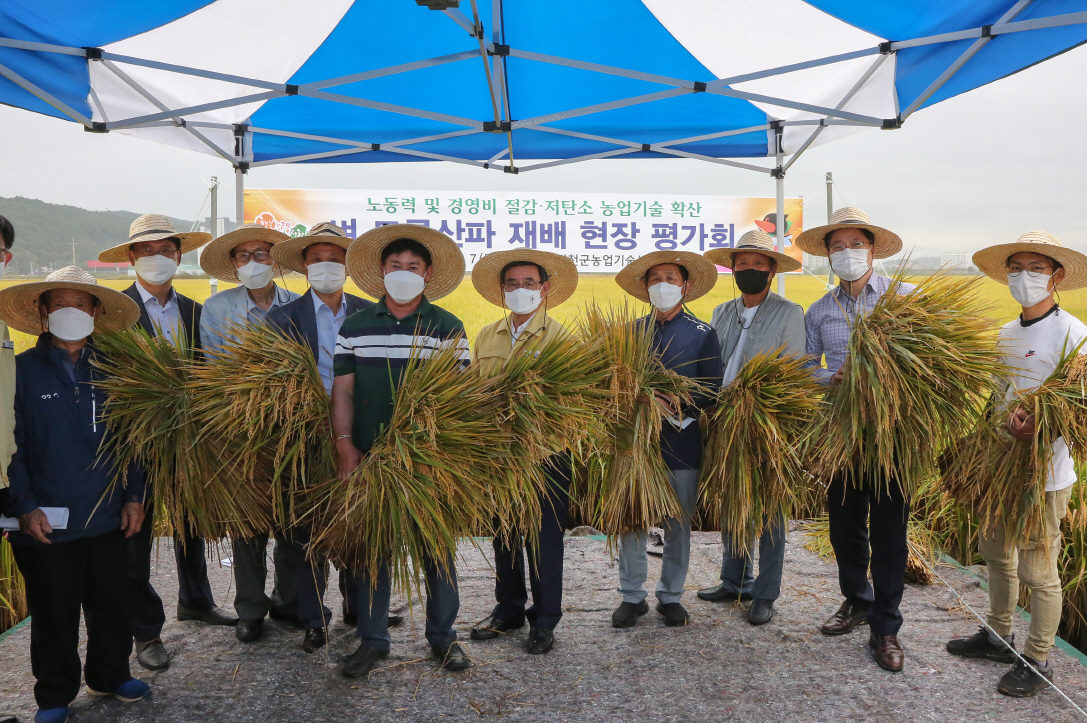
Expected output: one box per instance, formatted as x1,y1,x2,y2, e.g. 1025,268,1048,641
0,196,196,273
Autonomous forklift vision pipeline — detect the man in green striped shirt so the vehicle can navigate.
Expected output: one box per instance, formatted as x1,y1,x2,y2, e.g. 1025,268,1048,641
331,225,470,679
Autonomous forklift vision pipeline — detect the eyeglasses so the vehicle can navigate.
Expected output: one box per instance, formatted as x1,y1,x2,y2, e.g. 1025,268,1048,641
1007,263,1053,276
503,280,542,291
828,240,871,253
232,249,271,263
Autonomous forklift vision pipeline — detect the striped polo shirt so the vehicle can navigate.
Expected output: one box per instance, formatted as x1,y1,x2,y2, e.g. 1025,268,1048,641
333,296,469,452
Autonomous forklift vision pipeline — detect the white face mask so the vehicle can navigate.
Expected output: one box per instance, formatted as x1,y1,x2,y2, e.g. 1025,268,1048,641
504,288,541,315
829,248,871,282
306,261,346,294
134,255,177,285
1008,271,1054,308
383,269,426,303
237,260,275,290
647,282,684,311
48,307,95,341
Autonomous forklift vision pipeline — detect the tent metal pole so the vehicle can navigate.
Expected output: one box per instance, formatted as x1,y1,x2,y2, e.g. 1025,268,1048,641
0,60,93,127
775,126,786,299
235,166,245,226
826,172,836,288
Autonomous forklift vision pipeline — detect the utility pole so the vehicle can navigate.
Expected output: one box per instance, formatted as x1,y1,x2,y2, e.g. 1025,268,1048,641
209,176,219,239
70,237,78,267
826,172,835,287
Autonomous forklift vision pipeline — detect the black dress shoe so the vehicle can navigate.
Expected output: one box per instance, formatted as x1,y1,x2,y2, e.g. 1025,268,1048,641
611,600,649,628
342,643,388,678
525,627,554,655
432,641,472,671
269,607,303,629
177,604,239,626
747,599,774,626
656,602,690,627
302,627,326,654
470,615,526,640
135,639,170,670
0,712,17,723
388,614,405,628
696,583,752,603
236,618,264,643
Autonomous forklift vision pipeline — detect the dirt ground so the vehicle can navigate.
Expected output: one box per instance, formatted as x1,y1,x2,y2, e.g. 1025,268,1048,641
3,527,1087,723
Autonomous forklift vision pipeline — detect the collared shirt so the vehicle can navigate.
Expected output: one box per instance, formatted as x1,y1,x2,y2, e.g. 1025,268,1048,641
722,304,759,385
313,291,348,394
0,320,15,489
135,281,181,344
200,283,299,358
803,274,916,385
472,310,569,377
333,296,469,453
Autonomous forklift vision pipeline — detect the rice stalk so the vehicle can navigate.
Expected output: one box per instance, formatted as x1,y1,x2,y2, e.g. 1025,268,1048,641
700,350,822,553
0,535,27,632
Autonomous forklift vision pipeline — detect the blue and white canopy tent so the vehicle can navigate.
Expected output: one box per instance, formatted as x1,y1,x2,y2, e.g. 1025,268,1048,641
2,0,1087,291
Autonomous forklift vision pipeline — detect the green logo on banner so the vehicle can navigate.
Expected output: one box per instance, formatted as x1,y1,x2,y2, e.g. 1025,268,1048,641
291,224,307,238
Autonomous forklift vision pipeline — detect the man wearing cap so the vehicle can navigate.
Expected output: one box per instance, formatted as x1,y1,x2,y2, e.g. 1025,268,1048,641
696,230,805,626
0,267,151,723
99,213,237,671
611,252,723,629
946,231,1087,697
266,222,375,654
331,224,472,678
467,249,578,655
199,223,302,643
795,207,914,673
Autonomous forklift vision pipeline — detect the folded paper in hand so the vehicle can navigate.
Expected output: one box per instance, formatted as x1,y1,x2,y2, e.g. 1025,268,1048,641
0,507,70,531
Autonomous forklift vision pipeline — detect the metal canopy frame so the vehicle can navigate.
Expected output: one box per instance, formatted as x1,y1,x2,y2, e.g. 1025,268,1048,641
0,0,1083,266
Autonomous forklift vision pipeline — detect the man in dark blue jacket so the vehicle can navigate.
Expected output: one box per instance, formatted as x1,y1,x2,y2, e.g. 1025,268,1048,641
0,267,150,723
612,252,723,629
99,213,236,673
267,222,380,653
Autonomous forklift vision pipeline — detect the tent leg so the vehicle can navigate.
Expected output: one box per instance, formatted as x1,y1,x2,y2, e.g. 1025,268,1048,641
776,173,786,299
235,166,245,225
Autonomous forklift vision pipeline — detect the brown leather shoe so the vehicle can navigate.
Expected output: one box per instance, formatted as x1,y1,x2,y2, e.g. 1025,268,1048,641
820,600,868,636
869,632,904,672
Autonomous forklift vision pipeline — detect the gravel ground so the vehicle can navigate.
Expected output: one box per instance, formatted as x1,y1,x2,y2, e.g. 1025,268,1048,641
3,528,1087,722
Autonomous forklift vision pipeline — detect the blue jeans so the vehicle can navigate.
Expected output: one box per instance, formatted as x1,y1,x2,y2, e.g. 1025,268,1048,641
719,513,786,601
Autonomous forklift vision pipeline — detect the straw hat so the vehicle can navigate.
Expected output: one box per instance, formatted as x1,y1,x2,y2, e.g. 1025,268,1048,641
346,224,465,301
470,249,578,309
199,223,291,283
270,222,352,274
99,213,212,263
972,231,1087,290
705,229,801,273
615,251,717,303
0,266,140,336
793,207,902,259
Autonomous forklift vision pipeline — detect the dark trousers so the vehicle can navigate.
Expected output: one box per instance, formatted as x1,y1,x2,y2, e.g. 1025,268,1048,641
293,525,357,629
356,552,458,652
12,530,133,710
719,513,786,601
492,454,572,630
232,531,303,622
127,515,217,642
826,475,910,636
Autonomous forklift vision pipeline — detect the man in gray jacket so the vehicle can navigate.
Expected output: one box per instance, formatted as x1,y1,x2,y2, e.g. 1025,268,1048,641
696,230,806,625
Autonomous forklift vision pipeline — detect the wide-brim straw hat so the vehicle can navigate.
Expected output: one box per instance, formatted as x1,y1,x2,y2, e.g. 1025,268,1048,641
199,223,291,283
615,251,717,304
705,229,802,273
270,222,352,275
973,231,1087,290
0,265,141,335
99,213,212,263
794,207,902,259
347,224,465,301
470,249,578,308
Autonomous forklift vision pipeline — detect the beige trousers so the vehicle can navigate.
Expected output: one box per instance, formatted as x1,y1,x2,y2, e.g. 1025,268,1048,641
980,485,1073,662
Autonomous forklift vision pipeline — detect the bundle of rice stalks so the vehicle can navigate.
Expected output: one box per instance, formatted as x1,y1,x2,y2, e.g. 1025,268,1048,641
574,303,699,536
806,272,1004,499
93,327,267,541
941,346,1087,547
701,350,822,553
301,340,542,596
187,321,334,528
0,536,27,632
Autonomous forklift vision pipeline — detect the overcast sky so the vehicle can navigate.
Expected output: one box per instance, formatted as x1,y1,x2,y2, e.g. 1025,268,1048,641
1,42,1085,259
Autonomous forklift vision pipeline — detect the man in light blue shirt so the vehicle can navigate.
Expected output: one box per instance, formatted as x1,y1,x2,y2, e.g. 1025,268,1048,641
198,222,301,643
268,222,374,653
794,208,913,674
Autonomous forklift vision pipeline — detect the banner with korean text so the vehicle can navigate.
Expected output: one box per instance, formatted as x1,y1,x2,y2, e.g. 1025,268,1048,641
244,189,804,273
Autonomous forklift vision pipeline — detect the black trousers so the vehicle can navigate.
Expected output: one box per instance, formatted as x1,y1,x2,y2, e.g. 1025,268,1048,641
292,525,357,629
826,474,910,636
12,530,133,709
492,454,572,631
127,512,217,643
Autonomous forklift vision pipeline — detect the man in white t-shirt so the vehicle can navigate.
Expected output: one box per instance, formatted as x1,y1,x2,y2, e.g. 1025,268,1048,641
695,230,805,626
946,231,1087,698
